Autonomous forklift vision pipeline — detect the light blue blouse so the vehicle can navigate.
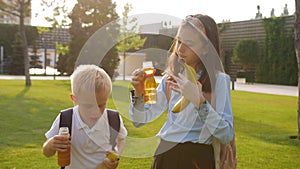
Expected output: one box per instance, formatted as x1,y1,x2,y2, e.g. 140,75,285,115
129,71,234,145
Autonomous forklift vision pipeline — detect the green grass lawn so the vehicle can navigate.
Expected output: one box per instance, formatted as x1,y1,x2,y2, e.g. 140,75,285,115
0,80,300,169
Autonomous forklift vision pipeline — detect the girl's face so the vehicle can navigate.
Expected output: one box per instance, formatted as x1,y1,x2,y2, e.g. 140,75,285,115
175,19,207,69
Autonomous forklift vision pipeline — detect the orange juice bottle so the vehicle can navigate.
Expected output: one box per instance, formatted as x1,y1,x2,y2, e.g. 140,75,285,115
58,127,70,167
143,61,157,104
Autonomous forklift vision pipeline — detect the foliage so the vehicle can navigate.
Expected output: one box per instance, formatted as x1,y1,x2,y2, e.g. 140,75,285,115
218,21,231,33
56,49,69,75
0,24,38,74
116,3,146,79
0,0,32,86
256,17,297,85
55,42,70,75
9,32,24,74
116,3,146,53
295,0,300,139
0,80,300,168
29,42,43,69
232,39,259,64
41,0,70,75
231,39,259,83
67,0,120,78
41,0,70,29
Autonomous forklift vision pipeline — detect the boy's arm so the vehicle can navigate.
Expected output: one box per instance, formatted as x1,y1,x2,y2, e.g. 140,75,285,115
43,137,56,157
43,135,70,157
115,137,126,155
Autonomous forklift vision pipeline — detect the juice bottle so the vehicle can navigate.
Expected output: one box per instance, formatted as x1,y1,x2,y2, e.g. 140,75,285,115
143,61,157,104
58,127,70,167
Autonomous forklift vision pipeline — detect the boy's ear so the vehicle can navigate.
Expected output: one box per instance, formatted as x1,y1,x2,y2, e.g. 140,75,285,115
70,94,76,102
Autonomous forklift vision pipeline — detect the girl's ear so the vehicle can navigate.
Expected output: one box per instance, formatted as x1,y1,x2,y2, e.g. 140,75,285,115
70,94,76,102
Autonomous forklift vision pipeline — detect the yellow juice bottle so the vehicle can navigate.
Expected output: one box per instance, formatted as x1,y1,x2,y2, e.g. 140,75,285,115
143,61,157,104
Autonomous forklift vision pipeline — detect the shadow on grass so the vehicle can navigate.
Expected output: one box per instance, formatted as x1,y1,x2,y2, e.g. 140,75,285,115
16,86,30,99
235,116,300,147
111,81,132,116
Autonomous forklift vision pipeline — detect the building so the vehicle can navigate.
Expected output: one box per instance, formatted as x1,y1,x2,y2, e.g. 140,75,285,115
117,52,146,76
0,25,70,74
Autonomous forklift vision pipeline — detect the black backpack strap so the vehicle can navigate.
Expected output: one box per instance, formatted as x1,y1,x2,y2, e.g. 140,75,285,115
107,109,120,151
59,108,73,169
59,108,73,136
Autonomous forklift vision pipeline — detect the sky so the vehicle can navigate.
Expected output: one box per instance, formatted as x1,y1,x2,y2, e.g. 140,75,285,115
31,0,295,26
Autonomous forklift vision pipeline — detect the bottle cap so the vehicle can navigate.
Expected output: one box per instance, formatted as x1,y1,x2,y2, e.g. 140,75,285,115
59,127,69,136
143,61,153,68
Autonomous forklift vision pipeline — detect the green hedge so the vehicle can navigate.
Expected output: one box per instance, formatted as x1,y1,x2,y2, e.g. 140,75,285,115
256,17,297,85
0,23,38,74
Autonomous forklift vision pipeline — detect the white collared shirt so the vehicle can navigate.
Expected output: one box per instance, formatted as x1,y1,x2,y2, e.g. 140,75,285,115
45,106,127,169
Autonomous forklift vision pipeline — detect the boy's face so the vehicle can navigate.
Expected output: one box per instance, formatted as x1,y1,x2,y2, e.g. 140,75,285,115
75,91,110,125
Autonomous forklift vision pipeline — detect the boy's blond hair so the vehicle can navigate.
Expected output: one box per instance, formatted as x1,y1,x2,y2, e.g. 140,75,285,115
70,65,112,99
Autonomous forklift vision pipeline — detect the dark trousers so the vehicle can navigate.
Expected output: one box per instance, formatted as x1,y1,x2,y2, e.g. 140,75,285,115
152,140,215,169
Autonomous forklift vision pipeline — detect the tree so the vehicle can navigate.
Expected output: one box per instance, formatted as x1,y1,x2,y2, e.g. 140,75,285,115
232,39,259,71
56,43,69,75
0,0,32,86
257,17,296,85
41,0,70,78
116,3,146,80
232,39,259,83
10,32,24,75
295,0,300,139
29,43,43,69
68,0,120,78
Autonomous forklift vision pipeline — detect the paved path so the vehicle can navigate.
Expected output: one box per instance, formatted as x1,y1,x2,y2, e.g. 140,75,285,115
1,75,298,97
233,82,298,97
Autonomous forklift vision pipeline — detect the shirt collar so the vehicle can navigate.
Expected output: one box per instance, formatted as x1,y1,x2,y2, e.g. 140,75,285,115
74,105,107,131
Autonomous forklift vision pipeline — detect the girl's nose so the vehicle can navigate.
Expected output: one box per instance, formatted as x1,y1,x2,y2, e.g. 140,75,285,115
178,43,186,53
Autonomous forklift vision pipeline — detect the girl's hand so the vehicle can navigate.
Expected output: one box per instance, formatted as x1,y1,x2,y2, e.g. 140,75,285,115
168,73,205,108
131,69,145,97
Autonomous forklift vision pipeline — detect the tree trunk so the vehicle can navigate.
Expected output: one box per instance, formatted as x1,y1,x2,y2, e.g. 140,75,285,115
123,52,126,80
20,3,31,86
295,0,300,138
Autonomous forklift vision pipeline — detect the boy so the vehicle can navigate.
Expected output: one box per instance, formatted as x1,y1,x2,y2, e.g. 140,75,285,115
43,64,127,169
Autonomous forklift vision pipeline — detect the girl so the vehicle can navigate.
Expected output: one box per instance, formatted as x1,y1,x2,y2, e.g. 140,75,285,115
130,14,235,169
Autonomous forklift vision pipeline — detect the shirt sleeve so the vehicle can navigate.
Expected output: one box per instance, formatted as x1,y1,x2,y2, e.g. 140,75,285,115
197,73,234,144
45,114,60,139
129,75,169,127
117,115,127,139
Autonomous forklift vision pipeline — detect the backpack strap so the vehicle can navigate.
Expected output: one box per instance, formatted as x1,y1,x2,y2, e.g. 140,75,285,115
59,108,73,136
107,109,120,151
59,108,73,169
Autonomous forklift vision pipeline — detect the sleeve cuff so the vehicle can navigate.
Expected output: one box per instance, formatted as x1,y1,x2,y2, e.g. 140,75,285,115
197,101,210,120
130,90,144,111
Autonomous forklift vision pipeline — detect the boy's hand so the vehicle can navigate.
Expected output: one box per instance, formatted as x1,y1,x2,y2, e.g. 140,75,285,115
49,135,71,152
103,157,119,169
